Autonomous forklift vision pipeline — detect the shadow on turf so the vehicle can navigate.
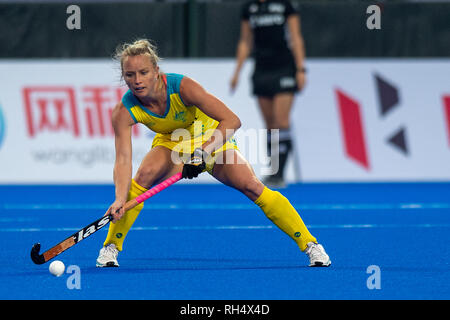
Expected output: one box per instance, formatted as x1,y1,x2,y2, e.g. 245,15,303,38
74,258,450,274
81,257,310,272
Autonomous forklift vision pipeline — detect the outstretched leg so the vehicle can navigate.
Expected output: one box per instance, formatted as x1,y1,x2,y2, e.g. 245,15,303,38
211,149,317,252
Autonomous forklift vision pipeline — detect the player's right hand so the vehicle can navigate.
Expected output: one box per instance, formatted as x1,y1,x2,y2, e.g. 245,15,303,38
105,199,126,223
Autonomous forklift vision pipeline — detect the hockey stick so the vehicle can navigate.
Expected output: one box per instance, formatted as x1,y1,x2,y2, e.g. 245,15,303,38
30,172,183,265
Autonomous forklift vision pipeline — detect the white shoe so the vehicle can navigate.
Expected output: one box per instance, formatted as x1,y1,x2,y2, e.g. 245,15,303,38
96,244,119,267
305,242,331,267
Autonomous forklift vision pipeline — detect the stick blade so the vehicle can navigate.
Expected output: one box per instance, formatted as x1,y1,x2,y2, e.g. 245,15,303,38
30,243,45,265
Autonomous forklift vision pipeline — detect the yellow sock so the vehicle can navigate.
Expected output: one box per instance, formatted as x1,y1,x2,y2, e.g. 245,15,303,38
254,187,317,251
103,179,147,251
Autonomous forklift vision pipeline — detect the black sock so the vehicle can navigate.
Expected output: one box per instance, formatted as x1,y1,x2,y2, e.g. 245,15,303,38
267,129,292,178
277,128,292,178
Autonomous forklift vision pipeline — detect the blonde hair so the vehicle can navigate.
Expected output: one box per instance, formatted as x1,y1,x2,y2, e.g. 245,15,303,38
114,39,161,72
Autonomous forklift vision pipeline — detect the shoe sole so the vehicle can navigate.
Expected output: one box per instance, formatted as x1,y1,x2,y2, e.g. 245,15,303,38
309,260,331,267
96,261,119,268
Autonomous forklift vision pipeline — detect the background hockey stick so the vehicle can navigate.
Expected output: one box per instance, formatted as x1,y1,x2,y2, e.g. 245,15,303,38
30,172,183,265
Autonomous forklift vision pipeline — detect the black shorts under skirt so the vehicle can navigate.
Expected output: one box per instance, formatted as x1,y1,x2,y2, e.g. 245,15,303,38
251,65,298,97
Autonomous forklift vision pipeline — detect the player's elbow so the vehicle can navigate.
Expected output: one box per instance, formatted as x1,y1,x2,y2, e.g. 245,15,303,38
231,114,241,131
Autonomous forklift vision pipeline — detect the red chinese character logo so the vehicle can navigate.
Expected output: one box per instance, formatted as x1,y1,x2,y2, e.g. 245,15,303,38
82,86,138,137
23,85,139,138
23,87,80,137
83,86,112,137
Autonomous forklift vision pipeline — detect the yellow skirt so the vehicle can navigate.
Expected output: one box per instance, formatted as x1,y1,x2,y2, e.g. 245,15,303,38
151,119,239,174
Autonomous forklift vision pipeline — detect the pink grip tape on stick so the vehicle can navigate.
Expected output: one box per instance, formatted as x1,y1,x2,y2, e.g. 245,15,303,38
135,172,183,204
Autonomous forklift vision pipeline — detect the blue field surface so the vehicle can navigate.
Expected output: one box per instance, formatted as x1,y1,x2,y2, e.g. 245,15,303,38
0,182,449,300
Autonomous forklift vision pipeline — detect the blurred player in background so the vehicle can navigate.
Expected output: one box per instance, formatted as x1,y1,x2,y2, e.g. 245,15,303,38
96,39,330,268
230,0,307,188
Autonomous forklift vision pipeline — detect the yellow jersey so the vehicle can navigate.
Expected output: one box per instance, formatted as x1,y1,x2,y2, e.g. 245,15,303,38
121,73,237,166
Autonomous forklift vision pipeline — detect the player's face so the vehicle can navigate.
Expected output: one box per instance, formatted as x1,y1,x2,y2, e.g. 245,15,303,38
122,54,159,97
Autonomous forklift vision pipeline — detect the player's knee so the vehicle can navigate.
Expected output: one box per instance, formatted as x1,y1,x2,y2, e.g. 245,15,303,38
241,177,264,201
134,165,159,188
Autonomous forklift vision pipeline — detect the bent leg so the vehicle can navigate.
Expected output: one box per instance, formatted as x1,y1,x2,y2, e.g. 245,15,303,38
104,179,147,251
212,150,316,251
104,146,178,251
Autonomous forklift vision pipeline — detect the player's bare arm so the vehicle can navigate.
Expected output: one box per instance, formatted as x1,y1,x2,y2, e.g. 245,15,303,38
108,102,134,221
180,76,241,155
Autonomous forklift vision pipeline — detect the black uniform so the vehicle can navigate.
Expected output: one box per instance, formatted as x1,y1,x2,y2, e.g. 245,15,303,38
242,0,298,97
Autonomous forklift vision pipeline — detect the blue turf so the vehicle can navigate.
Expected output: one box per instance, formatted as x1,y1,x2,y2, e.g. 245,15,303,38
0,182,449,300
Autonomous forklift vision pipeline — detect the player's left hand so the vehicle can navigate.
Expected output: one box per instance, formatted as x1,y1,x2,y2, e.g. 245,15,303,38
182,148,208,179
